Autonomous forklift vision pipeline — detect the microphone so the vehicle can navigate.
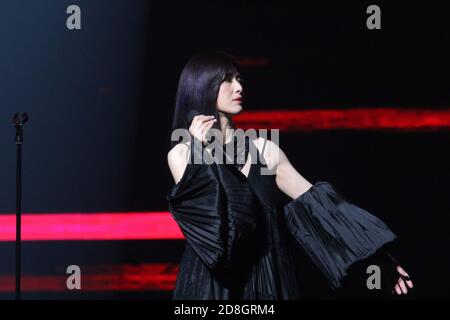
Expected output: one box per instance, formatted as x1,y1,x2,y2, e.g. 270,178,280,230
186,109,216,149
187,109,200,126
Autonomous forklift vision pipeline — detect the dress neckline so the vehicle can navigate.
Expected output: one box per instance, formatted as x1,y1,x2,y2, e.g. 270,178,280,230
223,137,259,181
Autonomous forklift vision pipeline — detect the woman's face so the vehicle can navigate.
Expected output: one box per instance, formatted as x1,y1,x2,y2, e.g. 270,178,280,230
216,73,243,115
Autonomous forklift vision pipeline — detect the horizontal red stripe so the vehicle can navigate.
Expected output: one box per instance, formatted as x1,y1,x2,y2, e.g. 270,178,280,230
233,108,450,131
0,212,183,241
0,263,177,292
1,109,448,241
235,57,270,67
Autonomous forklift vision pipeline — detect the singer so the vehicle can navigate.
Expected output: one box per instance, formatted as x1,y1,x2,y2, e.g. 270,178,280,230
166,52,413,299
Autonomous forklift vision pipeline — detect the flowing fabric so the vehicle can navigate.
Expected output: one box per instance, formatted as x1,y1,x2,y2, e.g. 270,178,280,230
167,139,259,280
283,181,396,289
167,138,397,299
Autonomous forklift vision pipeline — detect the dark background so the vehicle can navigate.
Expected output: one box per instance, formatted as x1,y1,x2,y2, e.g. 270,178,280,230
0,0,449,299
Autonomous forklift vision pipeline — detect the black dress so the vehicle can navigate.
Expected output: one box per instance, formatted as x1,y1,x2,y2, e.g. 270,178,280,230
167,137,397,299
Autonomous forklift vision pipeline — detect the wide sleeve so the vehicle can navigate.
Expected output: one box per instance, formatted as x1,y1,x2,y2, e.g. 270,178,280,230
283,181,397,289
167,140,258,273
167,161,225,270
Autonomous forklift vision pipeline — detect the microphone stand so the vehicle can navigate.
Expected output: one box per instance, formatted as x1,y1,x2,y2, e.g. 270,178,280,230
11,112,29,300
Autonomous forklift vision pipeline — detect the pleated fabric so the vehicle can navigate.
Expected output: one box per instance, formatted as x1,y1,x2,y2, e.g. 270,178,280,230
167,139,397,299
283,181,396,289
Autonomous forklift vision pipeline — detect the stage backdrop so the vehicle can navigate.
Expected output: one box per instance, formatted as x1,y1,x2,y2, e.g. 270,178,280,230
0,0,449,299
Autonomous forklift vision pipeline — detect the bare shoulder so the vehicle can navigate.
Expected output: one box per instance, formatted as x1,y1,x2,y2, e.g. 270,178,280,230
254,137,280,151
253,137,286,171
167,142,190,184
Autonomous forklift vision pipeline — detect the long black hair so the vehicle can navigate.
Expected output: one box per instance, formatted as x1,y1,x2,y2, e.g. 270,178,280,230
170,51,239,148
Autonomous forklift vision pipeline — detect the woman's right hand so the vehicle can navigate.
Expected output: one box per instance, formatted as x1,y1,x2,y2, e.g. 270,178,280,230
189,114,217,145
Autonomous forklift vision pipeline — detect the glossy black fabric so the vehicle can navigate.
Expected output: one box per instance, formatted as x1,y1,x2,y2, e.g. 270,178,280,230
167,140,259,278
167,139,397,299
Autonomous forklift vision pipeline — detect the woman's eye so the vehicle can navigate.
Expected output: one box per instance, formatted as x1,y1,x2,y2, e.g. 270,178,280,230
223,74,243,84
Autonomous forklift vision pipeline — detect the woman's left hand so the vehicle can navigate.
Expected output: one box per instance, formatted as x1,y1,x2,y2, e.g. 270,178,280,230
393,265,413,295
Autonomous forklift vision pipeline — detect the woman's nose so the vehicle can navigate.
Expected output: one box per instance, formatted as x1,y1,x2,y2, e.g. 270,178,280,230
234,80,243,93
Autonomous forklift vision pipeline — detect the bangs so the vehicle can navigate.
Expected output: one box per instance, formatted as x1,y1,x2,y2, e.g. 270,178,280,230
221,65,239,82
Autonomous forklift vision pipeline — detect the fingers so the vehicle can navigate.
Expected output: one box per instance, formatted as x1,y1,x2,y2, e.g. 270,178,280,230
192,115,215,131
394,279,407,295
398,278,408,294
193,115,215,126
406,279,414,289
392,266,414,295
393,277,414,295
199,117,217,135
396,266,409,278
201,117,217,130
189,114,217,142
396,265,414,289
201,118,217,139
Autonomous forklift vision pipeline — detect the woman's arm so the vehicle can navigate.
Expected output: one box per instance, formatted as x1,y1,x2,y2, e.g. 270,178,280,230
261,137,414,295
168,114,217,184
167,143,189,185
256,137,312,199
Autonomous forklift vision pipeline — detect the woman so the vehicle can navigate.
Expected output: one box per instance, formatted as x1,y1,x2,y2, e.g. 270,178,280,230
167,51,413,299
